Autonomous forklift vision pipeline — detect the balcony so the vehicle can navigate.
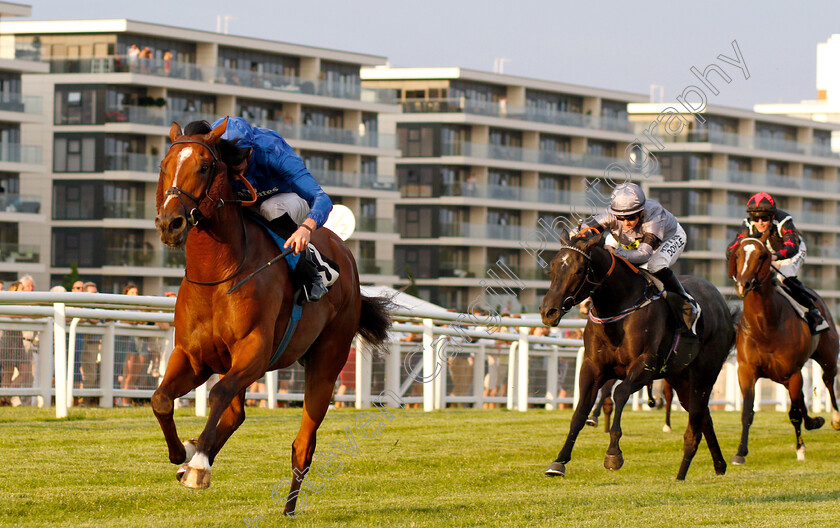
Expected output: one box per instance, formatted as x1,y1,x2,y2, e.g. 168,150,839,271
357,259,395,275
438,222,544,241
104,104,218,127
252,119,396,149
0,143,41,165
0,243,39,263
810,245,840,259
105,153,159,173
48,56,398,105
436,262,547,281
685,238,729,253
0,91,41,115
437,141,650,173
0,194,40,214
686,203,746,219
309,168,395,191
104,247,185,268
400,98,634,133
104,200,156,220
655,129,840,159
435,182,606,208
356,217,396,233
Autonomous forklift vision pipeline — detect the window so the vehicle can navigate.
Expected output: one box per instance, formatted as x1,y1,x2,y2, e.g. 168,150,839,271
52,227,103,267
55,85,103,125
237,99,283,124
398,125,437,157
53,134,100,172
53,181,102,219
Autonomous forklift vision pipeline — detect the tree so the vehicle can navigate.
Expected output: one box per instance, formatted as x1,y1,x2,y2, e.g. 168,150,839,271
62,263,80,291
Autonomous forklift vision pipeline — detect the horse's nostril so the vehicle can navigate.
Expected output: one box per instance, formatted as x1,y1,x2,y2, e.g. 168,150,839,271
170,216,185,232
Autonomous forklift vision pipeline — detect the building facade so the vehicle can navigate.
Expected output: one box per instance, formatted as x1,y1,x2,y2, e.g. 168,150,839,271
1,18,400,293
361,67,657,312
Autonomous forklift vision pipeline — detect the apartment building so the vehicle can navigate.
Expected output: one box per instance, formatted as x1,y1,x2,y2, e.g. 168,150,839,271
628,103,840,314
361,67,657,312
0,3,48,285
0,18,400,293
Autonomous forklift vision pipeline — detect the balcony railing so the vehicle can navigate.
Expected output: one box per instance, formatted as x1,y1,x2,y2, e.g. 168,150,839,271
686,203,746,219
308,168,395,191
104,153,159,173
685,238,729,253
436,262,547,281
104,200,156,220
104,247,185,268
435,182,606,208
0,91,42,115
356,217,396,233
0,143,41,165
400,98,634,133
438,222,546,241
48,56,398,105
655,129,840,159
0,243,39,263
252,119,396,149
357,259,395,275
810,245,840,259
437,141,652,173
0,194,41,214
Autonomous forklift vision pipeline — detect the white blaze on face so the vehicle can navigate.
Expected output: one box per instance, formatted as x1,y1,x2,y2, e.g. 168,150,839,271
163,146,193,208
741,243,757,277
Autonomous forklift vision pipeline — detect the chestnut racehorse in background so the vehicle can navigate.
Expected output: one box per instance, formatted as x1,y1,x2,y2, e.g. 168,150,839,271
729,234,839,465
152,119,391,515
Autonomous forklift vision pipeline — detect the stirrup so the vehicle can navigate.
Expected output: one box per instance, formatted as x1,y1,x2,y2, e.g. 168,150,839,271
809,309,829,334
683,299,701,336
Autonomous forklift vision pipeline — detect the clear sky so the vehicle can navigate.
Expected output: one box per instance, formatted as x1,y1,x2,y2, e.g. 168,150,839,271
16,0,840,109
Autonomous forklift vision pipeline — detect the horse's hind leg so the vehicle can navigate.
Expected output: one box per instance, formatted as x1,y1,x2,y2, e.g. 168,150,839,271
282,341,347,516
786,372,821,462
663,381,673,433
732,365,757,465
587,379,613,428
813,339,840,429
674,375,722,480
151,347,211,465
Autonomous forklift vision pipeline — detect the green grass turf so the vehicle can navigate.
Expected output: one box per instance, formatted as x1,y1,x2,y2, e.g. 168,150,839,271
1,405,840,527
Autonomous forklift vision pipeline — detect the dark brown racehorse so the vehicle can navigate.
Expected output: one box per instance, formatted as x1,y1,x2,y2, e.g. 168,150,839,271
729,234,839,464
152,119,391,515
540,231,736,480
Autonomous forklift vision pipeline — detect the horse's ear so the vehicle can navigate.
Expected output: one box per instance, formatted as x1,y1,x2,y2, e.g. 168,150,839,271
209,117,228,142
169,122,183,142
581,230,605,251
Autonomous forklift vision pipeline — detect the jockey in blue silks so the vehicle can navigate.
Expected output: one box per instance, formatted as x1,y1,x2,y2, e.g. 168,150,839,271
207,116,338,303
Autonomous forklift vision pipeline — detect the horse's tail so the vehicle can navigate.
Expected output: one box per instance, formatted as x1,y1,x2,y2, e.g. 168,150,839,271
728,303,742,347
357,295,394,356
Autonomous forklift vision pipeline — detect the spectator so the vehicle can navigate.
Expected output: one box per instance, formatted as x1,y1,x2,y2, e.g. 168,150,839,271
163,51,173,77
18,275,38,405
71,280,84,292
0,281,27,406
78,281,102,406
334,347,356,409
116,283,142,406
445,314,473,407
128,44,140,72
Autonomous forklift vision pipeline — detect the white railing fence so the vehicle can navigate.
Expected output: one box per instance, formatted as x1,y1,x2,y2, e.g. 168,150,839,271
0,292,836,419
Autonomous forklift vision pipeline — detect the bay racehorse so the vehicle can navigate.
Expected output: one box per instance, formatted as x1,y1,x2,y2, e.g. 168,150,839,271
152,119,391,515
540,230,736,480
729,234,839,464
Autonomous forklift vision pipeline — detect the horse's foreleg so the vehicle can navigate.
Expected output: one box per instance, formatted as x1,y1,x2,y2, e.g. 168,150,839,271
663,381,673,433
151,348,211,465
586,379,613,428
181,358,266,489
604,362,652,471
208,389,247,466
282,359,343,517
546,363,601,477
732,366,757,465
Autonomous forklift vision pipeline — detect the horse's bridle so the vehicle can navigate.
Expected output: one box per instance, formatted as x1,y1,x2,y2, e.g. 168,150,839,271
164,139,220,226
557,244,616,312
735,238,773,293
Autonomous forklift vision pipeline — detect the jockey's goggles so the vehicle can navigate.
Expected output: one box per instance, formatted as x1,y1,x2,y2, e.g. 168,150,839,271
615,212,641,222
750,214,772,223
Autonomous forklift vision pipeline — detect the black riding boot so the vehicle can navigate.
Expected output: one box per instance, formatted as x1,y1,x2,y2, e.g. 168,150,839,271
782,277,829,334
653,268,701,335
267,215,328,305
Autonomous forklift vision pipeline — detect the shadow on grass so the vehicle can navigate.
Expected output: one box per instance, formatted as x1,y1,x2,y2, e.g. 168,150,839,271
720,490,840,504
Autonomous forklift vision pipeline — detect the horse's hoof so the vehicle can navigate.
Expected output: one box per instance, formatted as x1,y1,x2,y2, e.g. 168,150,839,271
796,445,806,462
806,417,825,431
585,417,597,427
604,453,624,471
832,418,840,431
545,461,566,477
662,424,672,433
714,461,727,476
731,455,746,465
180,465,211,489
176,464,187,482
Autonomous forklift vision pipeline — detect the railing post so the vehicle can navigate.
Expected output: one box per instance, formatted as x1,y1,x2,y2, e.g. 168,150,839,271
573,346,585,409
355,337,371,409
473,344,485,409
517,327,529,412
434,336,445,410
545,346,558,411
726,358,738,411
196,381,208,417
101,322,115,408
754,379,762,412
384,340,400,403
506,341,517,410
53,303,67,418
66,318,80,408
38,319,53,408
422,318,435,412
811,360,823,413
266,370,277,409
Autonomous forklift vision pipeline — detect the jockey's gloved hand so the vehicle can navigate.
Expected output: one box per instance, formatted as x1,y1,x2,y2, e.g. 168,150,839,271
284,221,315,255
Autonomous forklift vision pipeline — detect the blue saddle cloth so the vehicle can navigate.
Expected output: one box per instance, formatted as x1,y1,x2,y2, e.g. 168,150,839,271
244,210,301,271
